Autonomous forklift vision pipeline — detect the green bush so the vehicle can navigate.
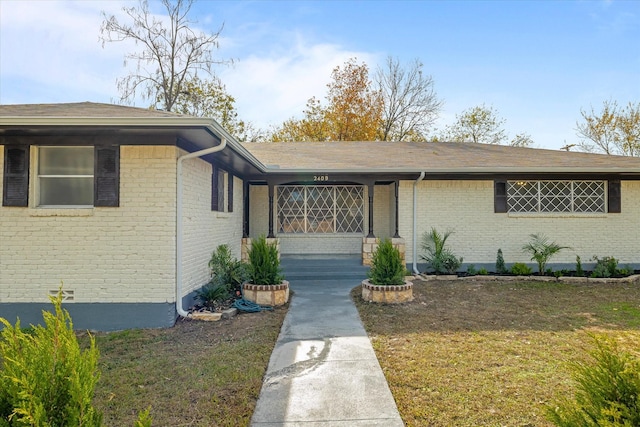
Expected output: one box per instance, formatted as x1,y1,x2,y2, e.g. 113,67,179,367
466,264,477,275
496,249,507,274
0,291,102,426
248,235,283,285
0,291,153,427
591,256,620,278
208,244,247,289
368,239,405,286
511,262,533,276
478,267,489,275
522,233,570,274
576,255,584,277
420,228,463,274
548,336,640,426
197,244,248,306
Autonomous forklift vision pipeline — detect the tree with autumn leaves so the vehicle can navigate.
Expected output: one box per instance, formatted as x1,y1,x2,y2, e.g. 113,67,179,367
270,57,443,142
576,100,640,157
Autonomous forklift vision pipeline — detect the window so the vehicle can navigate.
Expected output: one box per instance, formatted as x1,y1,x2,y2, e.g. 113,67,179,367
38,146,94,206
2,145,119,208
277,185,364,234
212,167,228,212
506,180,606,213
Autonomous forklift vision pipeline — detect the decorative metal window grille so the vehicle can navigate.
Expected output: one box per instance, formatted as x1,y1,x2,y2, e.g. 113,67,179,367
507,180,606,213
277,185,364,233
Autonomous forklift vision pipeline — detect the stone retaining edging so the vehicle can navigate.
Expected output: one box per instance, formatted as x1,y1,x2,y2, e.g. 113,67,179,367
361,279,414,303
419,274,640,284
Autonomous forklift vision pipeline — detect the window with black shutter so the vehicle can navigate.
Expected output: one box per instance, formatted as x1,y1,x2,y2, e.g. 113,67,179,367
95,146,120,207
227,174,234,213
494,181,507,213
608,180,621,213
3,145,30,207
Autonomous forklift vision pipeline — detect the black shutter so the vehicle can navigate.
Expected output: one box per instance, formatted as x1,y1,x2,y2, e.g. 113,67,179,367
494,180,507,213
3,145,30,207
94,146,119,207
608,180,621,213
212,167,219,211
227,174,234,213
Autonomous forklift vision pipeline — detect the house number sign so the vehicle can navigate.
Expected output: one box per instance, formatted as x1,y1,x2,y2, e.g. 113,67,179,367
313,175,330,182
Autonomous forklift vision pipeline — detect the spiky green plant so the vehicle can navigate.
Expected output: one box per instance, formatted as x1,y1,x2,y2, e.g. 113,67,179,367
522,233,570,275
420,228,462,274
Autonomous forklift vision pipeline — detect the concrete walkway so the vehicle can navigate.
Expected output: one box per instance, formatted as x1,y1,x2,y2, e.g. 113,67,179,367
250,256,404,426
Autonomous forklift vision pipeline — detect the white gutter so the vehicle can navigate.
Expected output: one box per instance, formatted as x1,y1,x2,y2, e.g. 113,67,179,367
175,137,227,318
412,172,426,275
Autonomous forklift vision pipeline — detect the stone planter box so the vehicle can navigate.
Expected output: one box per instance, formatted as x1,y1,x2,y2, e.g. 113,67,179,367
242,281,289,306
361,279,413,304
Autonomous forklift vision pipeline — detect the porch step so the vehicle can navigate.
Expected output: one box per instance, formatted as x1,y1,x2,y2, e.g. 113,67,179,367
280,255,369,282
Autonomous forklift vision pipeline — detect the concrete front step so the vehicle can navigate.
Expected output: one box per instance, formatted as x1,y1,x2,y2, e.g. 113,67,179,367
281,255,369,282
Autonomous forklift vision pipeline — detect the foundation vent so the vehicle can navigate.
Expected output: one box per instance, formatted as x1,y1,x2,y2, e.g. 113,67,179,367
49,289,75,302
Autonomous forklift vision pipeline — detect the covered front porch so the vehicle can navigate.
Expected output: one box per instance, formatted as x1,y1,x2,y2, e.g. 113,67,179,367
240,174,412,265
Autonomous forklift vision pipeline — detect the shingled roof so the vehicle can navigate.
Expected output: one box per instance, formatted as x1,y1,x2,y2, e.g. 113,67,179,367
1,102,640,176
242,141,640,174
0,102,185,118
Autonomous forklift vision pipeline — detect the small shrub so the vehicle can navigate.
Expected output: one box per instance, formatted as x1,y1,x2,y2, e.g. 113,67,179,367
496,249,507,274
547,336,640,426
466,264,477,275
197,244,247,306
368,238,405,286
522,233,571,274
208,244,247,290
618,266,632,276
0,290,102,426
591,256,619,278
420,228,463,274
196,281,231,307
576,255,584,277
478,267,489,275
511,262,533,276
248,235,283,285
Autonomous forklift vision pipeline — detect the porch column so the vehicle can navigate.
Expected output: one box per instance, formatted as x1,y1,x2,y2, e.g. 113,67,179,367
367,183,375,238
393,180,400,238
267,183,275,238
243,181,250,238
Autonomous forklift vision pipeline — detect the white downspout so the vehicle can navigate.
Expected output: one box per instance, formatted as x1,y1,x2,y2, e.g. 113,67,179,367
412,172,426,275
176,138,227,318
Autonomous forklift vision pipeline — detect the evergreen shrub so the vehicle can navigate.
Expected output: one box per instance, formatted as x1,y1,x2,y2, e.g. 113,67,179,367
368,238,405,286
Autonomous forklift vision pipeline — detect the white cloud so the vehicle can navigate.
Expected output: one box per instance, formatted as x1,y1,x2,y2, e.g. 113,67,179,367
219,35,379,129
0,1,139,104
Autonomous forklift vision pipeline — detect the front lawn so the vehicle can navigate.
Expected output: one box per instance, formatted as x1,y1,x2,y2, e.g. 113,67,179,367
80,308,287,427
353,279,640,426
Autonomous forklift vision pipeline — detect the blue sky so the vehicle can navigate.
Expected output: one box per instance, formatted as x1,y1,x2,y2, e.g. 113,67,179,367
1,0,639,150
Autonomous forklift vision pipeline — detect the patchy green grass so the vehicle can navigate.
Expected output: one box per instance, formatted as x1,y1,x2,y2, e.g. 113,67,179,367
353,279,640,427
79,308,287,427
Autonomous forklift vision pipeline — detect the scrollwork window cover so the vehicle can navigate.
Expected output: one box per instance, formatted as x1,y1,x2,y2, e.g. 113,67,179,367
277,185,364,233
507,180,605,213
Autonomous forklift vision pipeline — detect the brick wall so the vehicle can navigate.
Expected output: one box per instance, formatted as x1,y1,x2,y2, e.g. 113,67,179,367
400,180,640,266
0,145,177,303
180,156,244,296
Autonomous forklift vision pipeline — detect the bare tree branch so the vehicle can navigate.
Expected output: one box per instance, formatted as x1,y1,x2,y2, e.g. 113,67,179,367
100,0,229,111
375,56,443,141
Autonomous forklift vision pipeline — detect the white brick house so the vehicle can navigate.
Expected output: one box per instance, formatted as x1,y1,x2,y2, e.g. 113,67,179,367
2,103,639,330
